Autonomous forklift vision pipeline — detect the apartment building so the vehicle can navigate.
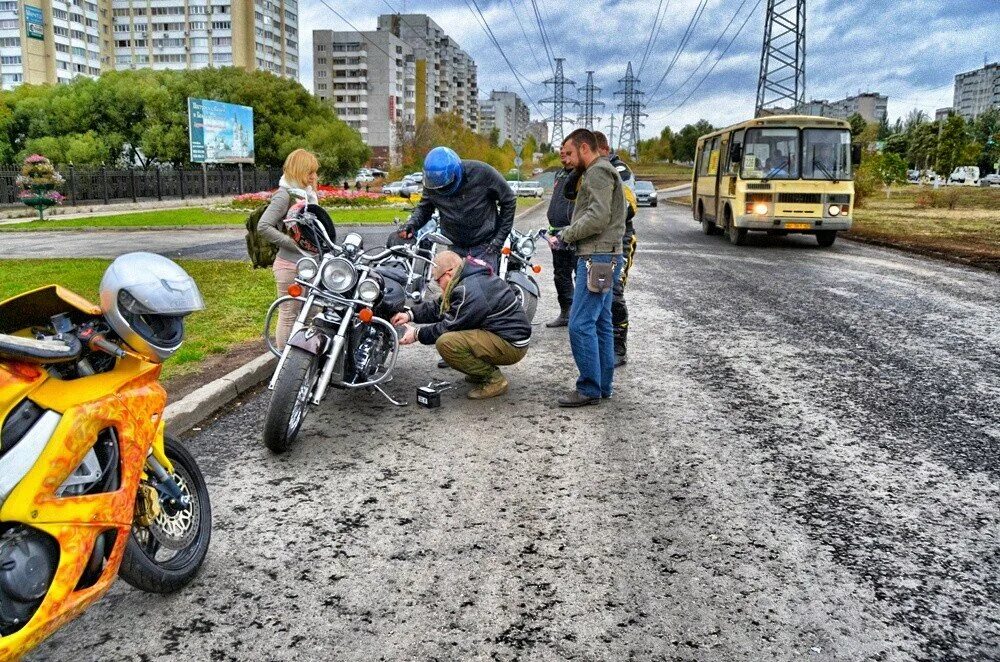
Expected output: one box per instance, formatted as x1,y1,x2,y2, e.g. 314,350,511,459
0,0,114,89
376,13,477,130
0,0,298,91
526,120,548,147
953,62,999,121
795,92,889,124
313,28,415,166
479,90,529,146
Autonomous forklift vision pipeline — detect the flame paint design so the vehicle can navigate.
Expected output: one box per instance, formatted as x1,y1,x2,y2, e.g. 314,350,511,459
0,360,167,660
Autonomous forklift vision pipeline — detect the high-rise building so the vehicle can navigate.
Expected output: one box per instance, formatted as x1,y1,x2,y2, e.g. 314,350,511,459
0,0,298,91
313,29,415,166
0,0,114,89
526,120,549,147
794,92,888,124
479,90,529,146
935,107,953,123
376,13,477,130
953,62,999,121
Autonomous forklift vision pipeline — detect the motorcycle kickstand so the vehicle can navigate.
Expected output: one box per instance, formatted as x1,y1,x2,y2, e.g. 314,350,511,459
370,382,408,407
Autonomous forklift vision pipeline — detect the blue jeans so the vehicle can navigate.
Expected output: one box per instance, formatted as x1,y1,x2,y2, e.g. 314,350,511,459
568,254,622,398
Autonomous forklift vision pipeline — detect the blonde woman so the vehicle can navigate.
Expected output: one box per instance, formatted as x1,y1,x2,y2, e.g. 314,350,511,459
258,149,320,349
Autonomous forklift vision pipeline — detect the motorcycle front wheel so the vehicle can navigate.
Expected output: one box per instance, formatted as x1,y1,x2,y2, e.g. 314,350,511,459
510,280,539,323
120,435,212,594
262,347,319,454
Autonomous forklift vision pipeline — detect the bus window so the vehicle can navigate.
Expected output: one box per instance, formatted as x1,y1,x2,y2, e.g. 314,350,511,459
707,137,720,175
743,128,799,179
698,140,712,176
803,128,852,180
728,130,744,175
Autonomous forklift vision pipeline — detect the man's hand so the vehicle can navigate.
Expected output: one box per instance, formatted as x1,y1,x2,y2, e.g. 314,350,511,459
399,324,419,346
390,311,411,327
397,226,414,240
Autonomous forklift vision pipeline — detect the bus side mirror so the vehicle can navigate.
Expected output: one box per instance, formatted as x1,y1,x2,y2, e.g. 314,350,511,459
730,144,743,163
851,144,863,165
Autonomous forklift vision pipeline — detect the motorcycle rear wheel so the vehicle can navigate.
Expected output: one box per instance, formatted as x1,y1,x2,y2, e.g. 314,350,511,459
119,435,211,594
262,347,319,454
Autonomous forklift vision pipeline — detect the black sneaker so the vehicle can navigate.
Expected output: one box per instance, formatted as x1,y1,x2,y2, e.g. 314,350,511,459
557,391,601,408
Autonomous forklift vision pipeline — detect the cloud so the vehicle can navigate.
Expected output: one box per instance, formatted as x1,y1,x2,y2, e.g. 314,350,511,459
297,0,999,137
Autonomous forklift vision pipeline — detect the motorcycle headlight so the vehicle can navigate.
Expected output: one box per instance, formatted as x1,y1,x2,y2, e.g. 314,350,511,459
828,204,842,217
357,278,382,304
296,257,319,281
321,257,358,293
516,236,535,257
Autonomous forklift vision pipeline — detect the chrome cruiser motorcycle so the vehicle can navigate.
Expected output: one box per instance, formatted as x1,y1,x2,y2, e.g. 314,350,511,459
262,207,428,453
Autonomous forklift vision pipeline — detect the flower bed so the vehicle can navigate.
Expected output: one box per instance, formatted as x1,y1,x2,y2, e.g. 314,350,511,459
229,187,419,210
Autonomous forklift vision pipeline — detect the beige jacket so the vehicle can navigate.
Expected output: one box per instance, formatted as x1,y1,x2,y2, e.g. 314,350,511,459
560,157,626,256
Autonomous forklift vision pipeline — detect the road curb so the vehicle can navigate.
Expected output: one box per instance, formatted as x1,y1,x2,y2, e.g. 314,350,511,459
164,352,275,434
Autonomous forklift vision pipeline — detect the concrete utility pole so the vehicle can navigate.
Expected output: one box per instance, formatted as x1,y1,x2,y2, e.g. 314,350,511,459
615,62,646,159
577,71,604,131
755,0,806,117
541,58,579,147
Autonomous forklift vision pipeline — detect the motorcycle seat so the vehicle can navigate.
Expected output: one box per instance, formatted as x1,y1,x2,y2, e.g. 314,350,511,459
0,333,80,364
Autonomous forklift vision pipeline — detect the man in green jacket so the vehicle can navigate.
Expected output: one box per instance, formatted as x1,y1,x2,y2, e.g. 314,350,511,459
550,128,626,407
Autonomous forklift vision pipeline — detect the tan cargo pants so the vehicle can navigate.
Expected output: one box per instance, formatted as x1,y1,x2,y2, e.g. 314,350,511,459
435,330,528,382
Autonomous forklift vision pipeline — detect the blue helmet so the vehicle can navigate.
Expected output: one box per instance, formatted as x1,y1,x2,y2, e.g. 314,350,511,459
423,147,463,196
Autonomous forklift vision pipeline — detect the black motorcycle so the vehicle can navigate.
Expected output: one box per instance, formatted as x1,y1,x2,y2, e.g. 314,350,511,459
261,206,421,453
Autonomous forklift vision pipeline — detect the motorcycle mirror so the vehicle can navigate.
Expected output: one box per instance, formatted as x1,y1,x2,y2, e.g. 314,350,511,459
426,232,451,245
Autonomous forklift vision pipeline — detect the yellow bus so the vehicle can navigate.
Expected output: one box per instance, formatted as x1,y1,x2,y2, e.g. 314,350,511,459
692,115,859,247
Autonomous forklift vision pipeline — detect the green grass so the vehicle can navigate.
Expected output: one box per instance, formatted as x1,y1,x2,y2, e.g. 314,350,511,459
2,206,407,231
0,259,275,380
516,197,545,210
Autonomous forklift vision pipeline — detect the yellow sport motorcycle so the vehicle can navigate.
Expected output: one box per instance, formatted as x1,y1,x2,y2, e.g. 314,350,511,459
0,253,211,660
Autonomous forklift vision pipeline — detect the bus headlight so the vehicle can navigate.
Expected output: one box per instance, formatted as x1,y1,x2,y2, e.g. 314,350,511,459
296,257,319,281
751,202,769,215
357,278,382,304
828,204,842,217
321,258,358,293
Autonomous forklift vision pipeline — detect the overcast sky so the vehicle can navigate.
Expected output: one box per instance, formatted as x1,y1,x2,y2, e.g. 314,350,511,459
298,0,999,138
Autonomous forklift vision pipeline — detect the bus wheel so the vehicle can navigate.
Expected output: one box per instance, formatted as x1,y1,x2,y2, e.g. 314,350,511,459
699,205,716,235
816,231,837,247
727,214,747,246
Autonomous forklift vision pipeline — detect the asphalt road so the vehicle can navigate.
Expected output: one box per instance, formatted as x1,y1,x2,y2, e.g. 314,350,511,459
30,202,1000,661
0,226,393,260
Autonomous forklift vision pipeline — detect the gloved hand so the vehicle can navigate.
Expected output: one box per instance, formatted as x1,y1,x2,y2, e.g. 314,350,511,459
397,226,414,240
488,241,505,256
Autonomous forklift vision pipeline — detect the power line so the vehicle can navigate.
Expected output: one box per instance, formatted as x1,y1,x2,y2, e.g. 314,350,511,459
637,0,669,78
540,58,578,146
645,0,712,102
316,0,397,61
663,0,764,118
461,0,546,117
508,0,545,71
578,71,605,130
528,0,556,76
648,0,752,107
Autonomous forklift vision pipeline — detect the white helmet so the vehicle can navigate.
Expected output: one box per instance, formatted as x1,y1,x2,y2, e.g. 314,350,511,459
99,253,205,363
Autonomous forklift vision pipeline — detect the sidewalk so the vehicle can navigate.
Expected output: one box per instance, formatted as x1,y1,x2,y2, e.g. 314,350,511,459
0,195,233,224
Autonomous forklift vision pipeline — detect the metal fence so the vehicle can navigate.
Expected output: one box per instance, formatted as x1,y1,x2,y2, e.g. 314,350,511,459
0,165,282,207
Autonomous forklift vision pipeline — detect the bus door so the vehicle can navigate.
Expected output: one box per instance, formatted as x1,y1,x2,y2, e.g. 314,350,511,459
714,133,730,220
716,130,743,221
699,135,721,220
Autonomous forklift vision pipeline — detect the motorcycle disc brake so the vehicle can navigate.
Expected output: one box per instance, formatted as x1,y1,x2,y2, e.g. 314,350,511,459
134,483,161,527
148,472,200,551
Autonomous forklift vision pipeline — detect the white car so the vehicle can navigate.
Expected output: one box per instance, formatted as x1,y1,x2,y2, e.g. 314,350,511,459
381,181,421,196
948,166,980,186
356,172,375,183
516,181,544,197
407,172,424,184
982,173,1000,187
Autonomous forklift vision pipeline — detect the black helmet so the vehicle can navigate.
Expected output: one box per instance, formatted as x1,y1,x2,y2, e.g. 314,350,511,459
286,203,337,254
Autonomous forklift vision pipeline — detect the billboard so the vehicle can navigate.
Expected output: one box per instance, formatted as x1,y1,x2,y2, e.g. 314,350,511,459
24,5,44,40
188,98,255,164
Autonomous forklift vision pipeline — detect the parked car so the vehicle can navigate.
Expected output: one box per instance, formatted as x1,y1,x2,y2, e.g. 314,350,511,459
532,167,544,176
382,180,420,196
981,173,1000,187
516,181,544,197
948,166,980,186
369,168,388,178
408,172,424,184
507,180,521,194
634,180,657,207
356,172,375,183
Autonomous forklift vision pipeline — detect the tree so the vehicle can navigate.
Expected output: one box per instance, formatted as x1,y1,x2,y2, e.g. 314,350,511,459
936,114,971,177
488,127,500,147
907,122,937,171
971,107,1000,172
0,68,370,180
673,120,714,162
855,151,906,202
847,113,867,139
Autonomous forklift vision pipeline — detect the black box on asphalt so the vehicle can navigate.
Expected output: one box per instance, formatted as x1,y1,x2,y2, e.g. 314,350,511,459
417,385,442,408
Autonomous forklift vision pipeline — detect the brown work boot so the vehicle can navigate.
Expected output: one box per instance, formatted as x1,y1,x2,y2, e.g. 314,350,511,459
468,374,509,400
464,374,487,385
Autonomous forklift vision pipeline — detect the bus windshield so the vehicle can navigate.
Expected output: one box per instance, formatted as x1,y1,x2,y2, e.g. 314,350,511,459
742,128,799,180
803,129,852,180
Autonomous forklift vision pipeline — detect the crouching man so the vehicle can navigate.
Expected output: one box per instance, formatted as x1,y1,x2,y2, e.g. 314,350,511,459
391,251,531,399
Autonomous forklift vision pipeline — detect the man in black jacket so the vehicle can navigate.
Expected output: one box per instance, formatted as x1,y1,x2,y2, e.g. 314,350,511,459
401,147,516,272
544,143,578,327
392,251,531,400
